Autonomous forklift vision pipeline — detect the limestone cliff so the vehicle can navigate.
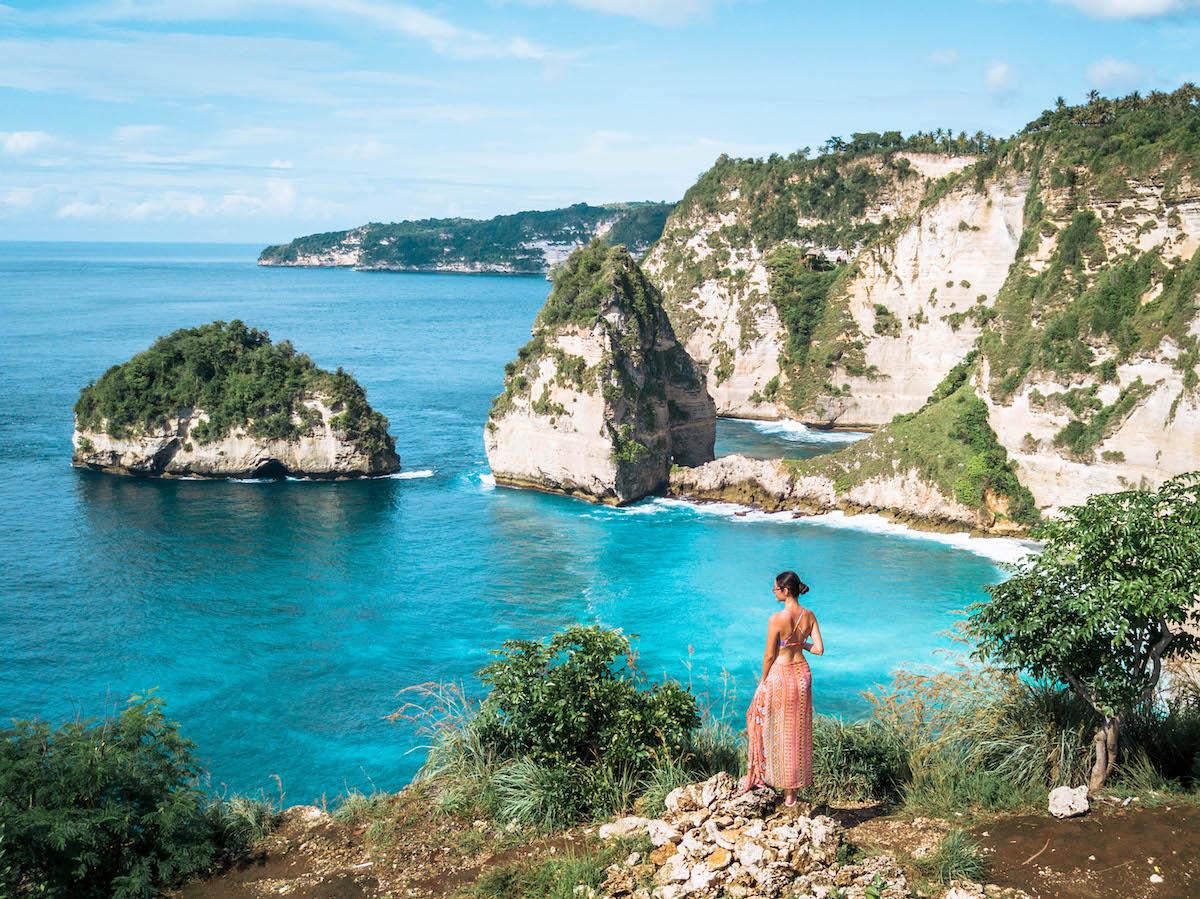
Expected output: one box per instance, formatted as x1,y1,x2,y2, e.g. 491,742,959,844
647,91,1200,518
643,145,983,417
484,241,715,504
72,320,399,479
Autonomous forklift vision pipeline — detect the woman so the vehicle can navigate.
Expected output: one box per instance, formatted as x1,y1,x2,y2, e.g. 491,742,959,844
739,570,824,806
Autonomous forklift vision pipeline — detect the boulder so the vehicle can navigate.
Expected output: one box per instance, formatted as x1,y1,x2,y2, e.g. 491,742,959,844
1048,785,1089,818
599,816,654,840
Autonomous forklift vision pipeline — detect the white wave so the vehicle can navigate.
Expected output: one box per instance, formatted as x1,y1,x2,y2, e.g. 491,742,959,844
751,420,869,444
588,500,670,517
230,477,275,484
478,473,496,489
648,497,1036,565
384,469,435,480
797,510,1038,566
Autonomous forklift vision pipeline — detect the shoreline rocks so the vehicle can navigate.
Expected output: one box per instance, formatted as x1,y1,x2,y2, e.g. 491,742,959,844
667,454,1021,535
73,397,400,479
485,242,715,505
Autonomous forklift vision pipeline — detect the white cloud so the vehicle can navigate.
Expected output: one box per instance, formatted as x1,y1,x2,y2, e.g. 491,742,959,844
268,159,294,169
345,139,387,160
113,124,167,143
985,61,1015,92
218,180,298,215
35,0,565,61
1087,56,1144,87
56,200,106,219
1,130,54,154
929,48,959,65
560,0,714,25
1054,0,1198,18
2,187,36,207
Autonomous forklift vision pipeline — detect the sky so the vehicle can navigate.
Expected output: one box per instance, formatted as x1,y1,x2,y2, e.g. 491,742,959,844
2,0,1200,243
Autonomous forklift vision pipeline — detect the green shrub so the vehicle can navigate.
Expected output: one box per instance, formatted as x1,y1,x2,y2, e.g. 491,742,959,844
400,627,701,830
475,626,699,769
811,717,908,804
0,692,262,899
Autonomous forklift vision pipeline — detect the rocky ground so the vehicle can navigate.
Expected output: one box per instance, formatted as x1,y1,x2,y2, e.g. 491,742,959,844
177,778,1200,899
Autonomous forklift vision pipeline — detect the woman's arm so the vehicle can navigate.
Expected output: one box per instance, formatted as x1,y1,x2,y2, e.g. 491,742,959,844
761,617,780,680
805,615,825,656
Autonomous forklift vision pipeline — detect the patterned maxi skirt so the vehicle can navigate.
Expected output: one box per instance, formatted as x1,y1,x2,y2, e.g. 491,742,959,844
743,655,813,790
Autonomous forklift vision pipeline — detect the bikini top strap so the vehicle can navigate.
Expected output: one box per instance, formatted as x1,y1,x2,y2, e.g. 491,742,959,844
780,609,808,646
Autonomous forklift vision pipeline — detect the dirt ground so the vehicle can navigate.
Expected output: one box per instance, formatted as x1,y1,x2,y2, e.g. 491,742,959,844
973,803,1200,899
177,793,1200,899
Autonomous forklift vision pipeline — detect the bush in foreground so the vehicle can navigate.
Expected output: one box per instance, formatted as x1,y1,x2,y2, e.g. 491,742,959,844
970,472,1200,789
0,692,276,899
396,625,728,829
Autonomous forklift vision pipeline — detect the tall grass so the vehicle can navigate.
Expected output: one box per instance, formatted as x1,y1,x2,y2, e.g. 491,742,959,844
393,653,1200,833
869,661,1094,813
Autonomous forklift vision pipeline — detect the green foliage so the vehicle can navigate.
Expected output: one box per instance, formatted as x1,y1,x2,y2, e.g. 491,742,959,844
765,246,844,369
981,88,1200,401
73,320,393,455
872,664,1094,814
259,202,674,272
792,382,1038,526
809,718,908,804
402,627,703,830
1021,84,1200,196
970,473,1200,785
475,626,699,769
1052,378,1152,459
872,303,901,337
0,692,271,899
918,830,986,885
971,473,1200,716
469,838,646,899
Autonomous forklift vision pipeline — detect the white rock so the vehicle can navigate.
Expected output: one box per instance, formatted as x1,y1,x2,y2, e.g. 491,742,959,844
599,816,654,840
1048,785,1089,818
701,772,736,808
647,820,681,847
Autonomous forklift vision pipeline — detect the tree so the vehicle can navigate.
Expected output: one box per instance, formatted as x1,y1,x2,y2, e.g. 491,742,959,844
968,473,1200,790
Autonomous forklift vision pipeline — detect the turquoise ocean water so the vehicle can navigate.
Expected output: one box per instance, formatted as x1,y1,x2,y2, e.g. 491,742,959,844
0,242,1020,802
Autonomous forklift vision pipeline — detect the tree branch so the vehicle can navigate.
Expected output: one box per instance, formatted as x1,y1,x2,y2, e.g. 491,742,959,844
1063,670,1099,713
1138,617,1176,706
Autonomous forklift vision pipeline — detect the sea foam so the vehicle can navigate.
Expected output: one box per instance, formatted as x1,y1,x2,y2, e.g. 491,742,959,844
646,497,1036,566
751,420,869,444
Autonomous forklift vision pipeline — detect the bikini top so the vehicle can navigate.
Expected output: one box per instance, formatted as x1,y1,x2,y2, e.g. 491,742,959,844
778,611,809,648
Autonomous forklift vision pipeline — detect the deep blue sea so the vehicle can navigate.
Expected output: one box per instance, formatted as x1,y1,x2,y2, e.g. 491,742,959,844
0,242,1022,803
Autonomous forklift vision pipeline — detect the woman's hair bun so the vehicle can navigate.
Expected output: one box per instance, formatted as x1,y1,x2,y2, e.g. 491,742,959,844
775,570,810,597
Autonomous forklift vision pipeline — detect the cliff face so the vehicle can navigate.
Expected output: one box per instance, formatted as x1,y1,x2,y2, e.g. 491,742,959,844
72,320,400,480
643,149,980,417
73,396,400,479
977,157,1200,513
648,93,1200,518
259,202,673,273
484,242,715,504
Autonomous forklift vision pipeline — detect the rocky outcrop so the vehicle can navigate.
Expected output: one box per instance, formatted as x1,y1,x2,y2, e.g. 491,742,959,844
668,454,988,532
484,242,715,504
72,320,400,480
594,773,1032,899
73,396,399,479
